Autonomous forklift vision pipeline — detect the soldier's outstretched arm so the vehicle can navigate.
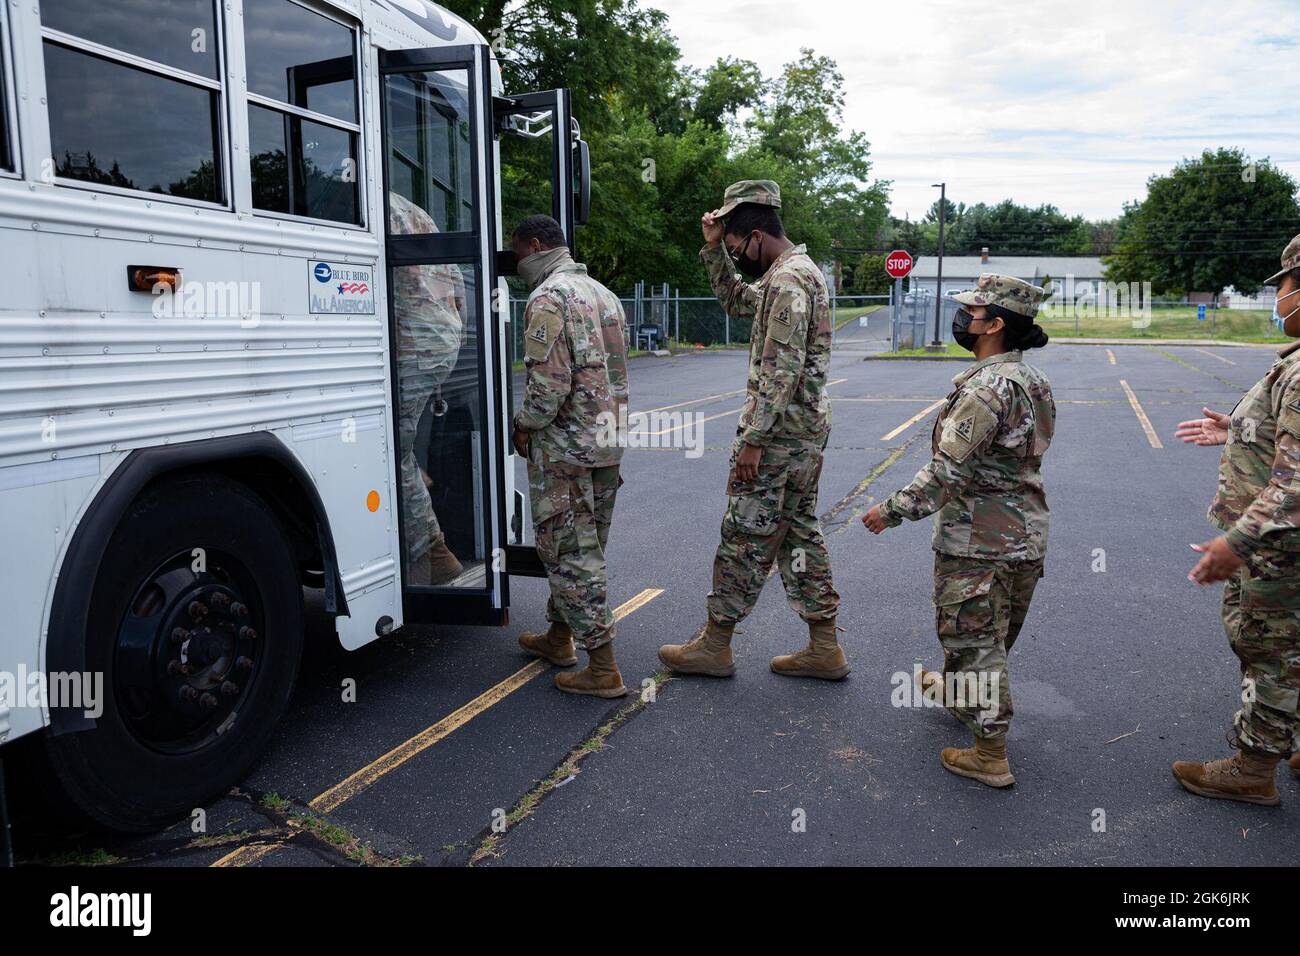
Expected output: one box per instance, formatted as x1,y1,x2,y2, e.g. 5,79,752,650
514,295,572,433
699,243,761,319
880,386,1005,525
741,282,810,447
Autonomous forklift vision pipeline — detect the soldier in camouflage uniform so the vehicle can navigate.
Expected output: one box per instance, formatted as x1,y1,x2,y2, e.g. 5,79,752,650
863,273,1055,788
1172,232,1300,805
658,181,847,681
391,192,466,585
509,215,630,698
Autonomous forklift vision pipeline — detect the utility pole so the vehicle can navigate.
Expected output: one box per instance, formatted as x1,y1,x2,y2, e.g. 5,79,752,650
929,182,947,350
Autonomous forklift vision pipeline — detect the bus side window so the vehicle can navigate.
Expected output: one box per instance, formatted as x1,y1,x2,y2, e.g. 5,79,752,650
244,0,361,226
40,0,224,202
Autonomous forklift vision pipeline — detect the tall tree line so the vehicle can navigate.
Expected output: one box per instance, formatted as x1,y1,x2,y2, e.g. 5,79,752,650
443,0,889,294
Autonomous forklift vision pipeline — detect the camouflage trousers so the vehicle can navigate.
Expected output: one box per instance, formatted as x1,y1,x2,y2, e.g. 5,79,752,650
398,369,446,565
1221,554,1300,757
706,436,839,627
527,447,621,650
932,552,1044,739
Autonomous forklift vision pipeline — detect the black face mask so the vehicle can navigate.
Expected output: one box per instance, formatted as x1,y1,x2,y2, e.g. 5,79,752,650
952,308,982,351
729,234,765,279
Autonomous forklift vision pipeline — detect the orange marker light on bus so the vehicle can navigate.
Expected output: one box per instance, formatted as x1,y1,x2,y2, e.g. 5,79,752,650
127,265,182,293
366,490,380,512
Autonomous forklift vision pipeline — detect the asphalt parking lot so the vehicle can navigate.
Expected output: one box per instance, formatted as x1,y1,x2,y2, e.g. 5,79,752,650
15,337,1300,867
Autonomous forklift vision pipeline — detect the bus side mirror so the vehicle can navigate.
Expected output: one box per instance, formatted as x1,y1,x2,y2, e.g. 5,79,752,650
574,139,591,227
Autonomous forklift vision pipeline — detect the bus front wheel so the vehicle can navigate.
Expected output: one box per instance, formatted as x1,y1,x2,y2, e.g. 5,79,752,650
45,473,305,833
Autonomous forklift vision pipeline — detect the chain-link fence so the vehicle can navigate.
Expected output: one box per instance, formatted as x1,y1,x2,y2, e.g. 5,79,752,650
509,289,906,355
887,292,1284,348
1036,299,1282,341
890,289,956,350
508,288,746,354
508,283,1286,363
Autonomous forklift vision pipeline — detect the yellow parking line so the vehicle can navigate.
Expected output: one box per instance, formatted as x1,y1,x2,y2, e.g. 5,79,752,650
614,587,664,617
834,397,947,403
211,842,282,868
1194,348,1236,366
1106,348,1117,366
639,379,843,420
1119,379,1163,449
648,406,742,437
640,388,745,415
305,588,665,816
881,399,946,442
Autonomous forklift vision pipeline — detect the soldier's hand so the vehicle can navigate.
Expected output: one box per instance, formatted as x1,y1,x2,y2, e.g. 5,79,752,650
1188,536,1244,585
733,442,762,481
701,210,724,247
1174,407,1230,446
512,428,530,458
862,504,889,535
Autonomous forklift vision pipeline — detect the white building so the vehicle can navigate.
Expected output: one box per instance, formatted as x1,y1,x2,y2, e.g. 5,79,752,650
908,248,1106,300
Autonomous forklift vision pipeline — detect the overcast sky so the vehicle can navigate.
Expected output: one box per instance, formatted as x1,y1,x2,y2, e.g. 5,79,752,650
647,0,1300,222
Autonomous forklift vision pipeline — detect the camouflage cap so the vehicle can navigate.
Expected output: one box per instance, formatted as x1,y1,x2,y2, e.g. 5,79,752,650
951,272,1051,319
716,180,781,220
1264,233,1300,287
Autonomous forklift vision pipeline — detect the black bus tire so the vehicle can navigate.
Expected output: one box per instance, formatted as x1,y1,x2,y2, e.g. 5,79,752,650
44,473,304,833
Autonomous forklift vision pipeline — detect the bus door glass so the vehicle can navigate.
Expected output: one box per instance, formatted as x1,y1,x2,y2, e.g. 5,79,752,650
492,89,586,572
379,44,505,617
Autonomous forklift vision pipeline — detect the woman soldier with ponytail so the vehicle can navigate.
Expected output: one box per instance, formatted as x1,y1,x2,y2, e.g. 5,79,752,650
862,273,1055,789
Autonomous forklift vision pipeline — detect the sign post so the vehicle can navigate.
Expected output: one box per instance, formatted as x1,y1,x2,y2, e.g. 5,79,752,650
885,250,914,352
931,182,948,349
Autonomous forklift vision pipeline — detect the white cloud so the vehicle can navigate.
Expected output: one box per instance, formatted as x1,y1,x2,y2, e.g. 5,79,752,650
647,0,1300,220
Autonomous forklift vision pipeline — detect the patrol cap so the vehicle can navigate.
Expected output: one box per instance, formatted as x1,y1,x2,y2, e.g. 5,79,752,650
1264,233,1300,287
951,272,1051,319
716,180,782,220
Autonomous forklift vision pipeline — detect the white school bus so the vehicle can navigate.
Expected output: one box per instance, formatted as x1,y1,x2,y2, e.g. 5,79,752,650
0,0,588,830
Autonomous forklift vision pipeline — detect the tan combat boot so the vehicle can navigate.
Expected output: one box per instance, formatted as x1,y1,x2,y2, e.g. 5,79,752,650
1290,754,1300,779
1171,749,1281,806
658,619,736,677
427,535,463,584
555,642,628,698
941,735,1015,788
770,618,850,681
518,620,578,666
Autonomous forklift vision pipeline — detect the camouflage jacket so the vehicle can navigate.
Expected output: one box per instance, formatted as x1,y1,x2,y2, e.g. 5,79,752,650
513,256,629,468
700,242,832,447
1210,339,1300,556
390,193,465,374
882,352,1055,560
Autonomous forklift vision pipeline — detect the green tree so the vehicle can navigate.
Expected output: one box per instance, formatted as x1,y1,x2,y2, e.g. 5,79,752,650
851,253,891,295
1103,148,1300,295
441,7,892,297
687,57,762,130
945,200,1091,256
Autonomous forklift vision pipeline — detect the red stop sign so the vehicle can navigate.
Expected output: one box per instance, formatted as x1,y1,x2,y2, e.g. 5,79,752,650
885,250,914,279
